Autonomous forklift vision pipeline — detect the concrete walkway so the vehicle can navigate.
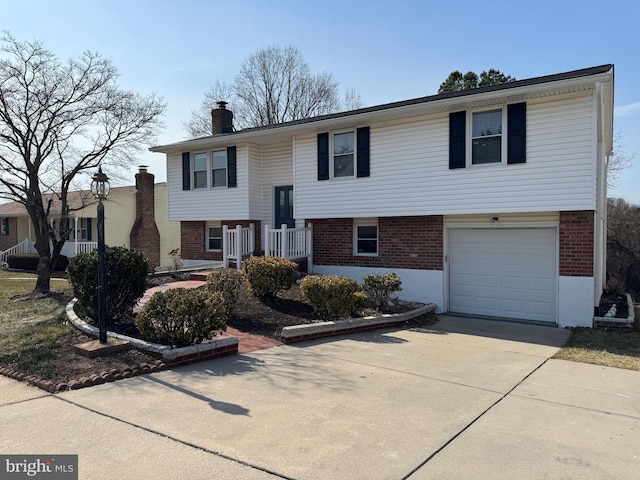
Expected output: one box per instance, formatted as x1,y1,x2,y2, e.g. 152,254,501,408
1,316,638,479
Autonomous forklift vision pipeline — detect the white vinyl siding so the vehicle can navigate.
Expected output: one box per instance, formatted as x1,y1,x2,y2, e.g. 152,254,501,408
294,92,595,219
247,144,263,221
166,147,250,221
261,143,294,230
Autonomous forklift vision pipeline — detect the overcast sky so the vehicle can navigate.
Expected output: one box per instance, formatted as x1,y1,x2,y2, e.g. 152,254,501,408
2,0,639,202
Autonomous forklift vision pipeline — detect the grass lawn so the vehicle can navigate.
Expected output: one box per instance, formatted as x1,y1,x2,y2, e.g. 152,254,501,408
0,269,158,383
553,306,640,372
0,270,76,377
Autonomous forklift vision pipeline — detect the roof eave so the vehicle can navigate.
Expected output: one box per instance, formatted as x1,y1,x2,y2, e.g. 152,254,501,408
150,65,614,155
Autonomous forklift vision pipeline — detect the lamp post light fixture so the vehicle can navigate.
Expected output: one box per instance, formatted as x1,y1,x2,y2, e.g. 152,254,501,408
90,167,110,343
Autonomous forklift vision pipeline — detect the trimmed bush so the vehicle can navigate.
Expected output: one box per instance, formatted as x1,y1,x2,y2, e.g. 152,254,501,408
67,246,148,322
205,268,245,316
7,253,69,271
300,275,366,320
361,273,403,311
243,256,298,299
135,288,226,348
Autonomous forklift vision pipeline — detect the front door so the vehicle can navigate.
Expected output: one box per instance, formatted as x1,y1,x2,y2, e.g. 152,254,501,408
275,186,294,228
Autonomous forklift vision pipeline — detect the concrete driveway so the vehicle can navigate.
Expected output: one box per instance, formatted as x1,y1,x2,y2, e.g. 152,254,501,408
1,315,638,479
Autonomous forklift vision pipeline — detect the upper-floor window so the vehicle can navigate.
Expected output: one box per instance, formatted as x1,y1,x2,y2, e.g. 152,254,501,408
471,109,503,165
211,150,227,188
333,131,355,178
317,127,370,181
194,153,208,189
0,217,9,235
449,102,526,169
182,146,237,191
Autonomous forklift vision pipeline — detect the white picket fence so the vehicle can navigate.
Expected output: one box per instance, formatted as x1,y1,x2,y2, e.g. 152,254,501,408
223,224,255,269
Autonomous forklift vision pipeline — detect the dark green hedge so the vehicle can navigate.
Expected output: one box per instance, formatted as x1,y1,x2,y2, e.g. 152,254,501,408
6,253,69,271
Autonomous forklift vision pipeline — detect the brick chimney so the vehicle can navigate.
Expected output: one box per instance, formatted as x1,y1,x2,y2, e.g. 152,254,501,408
211,101,234,135
130,166,161,270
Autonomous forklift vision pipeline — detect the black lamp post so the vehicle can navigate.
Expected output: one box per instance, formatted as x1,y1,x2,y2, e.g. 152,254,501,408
91,167,110,344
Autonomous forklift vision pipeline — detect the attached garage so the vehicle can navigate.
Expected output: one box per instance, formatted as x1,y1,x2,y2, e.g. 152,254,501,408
448,227,557,323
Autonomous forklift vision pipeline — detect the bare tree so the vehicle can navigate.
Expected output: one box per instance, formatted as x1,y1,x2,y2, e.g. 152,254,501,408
0,33,166,295
607,197,640,296
184,45,363,137
608,129,634,189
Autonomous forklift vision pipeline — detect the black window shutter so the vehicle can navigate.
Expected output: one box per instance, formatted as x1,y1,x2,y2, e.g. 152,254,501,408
449,111,466,169
317,132,329,180
182,152,191,190
86,218,92,241
356,127,370,177
4,218,8,235
507,102,526,164
227,146,237,187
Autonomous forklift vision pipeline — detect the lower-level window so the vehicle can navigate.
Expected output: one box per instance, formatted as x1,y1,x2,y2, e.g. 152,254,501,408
354,218,378,256
206,222,222,251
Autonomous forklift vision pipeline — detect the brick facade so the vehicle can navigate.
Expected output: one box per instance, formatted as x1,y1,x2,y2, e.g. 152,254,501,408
312,215,444,270
130,167,161,269
0,217,18,251
559,210,594,277
181,220,262,260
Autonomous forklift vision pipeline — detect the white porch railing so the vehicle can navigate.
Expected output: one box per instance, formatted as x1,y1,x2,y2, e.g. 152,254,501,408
264,223,313,269
75,242,98,255
0,239,35,265
223,224,255,269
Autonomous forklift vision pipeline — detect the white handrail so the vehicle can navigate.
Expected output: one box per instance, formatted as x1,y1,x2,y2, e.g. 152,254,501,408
264,224,312,266
222,224,255,269
0,239,34,265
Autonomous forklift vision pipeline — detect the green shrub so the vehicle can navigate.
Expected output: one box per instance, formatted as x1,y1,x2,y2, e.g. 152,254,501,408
205,268,245,316
300,275,365,320
7,253,68,271
135,288,226,348
67,246,148,322
361,273,403,311
243,256,298,299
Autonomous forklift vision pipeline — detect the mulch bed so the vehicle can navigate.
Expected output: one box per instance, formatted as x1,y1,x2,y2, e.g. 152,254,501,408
3,278,437,390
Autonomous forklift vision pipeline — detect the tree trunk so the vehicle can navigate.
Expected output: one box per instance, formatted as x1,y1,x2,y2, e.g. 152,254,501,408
34,256,52,294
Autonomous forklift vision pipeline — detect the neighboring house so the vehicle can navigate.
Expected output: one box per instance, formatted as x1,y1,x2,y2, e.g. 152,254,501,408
0,167,181,270
150,65,614,328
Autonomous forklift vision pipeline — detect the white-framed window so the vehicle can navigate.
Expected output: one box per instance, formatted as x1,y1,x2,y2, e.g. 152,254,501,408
206,222,222,251
354,218,378,256
193,152,209,189
333,131,355,178
0,217,9,235
211,150,227,188
78,218,91,241
470,108,505,165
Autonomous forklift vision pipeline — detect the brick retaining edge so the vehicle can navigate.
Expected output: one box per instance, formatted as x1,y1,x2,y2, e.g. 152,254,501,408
279,303,437,344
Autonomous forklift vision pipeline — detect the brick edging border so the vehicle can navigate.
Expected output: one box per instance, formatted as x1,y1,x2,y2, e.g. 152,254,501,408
279,303,437,344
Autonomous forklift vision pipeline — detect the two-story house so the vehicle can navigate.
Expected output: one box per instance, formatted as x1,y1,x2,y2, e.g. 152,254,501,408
151,65,614,328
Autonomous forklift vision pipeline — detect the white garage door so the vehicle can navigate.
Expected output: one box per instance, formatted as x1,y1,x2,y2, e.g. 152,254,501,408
449,228,557,323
